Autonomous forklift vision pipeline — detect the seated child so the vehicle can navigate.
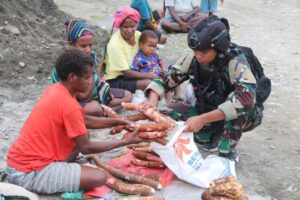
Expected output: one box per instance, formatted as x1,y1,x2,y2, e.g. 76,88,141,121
131,30,163,76
131,30,180,103
5,49,141,194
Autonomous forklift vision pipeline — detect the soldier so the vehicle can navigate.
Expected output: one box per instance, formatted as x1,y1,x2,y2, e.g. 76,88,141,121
145,16,264,160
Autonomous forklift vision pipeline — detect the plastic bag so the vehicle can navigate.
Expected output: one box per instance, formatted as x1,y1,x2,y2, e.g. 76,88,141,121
150,122,236,188
131,90,147,103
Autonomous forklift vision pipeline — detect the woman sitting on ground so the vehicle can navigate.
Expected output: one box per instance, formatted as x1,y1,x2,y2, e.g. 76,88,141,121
105,6,158,94
51,19,132,114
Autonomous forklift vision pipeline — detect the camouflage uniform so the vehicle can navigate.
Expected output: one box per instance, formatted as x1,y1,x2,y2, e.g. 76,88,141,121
145,51,263,153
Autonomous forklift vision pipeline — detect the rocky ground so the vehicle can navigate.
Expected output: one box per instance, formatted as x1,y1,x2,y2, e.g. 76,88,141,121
0,0,300,199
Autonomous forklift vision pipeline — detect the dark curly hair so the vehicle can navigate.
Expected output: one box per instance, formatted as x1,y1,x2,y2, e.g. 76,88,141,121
139,30,158,44
55,48,94,81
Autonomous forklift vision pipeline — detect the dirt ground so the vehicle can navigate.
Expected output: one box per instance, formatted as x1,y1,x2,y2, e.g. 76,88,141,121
0,0,300,199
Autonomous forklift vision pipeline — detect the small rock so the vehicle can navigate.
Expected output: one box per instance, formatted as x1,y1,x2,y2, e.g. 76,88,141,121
269,145,275,150
4,21,8,25
3,133,9,140
19,61,26,68
5,24,20,35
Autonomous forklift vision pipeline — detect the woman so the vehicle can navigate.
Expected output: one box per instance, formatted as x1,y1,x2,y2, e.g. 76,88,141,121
51,19,132,115
105,6,157,94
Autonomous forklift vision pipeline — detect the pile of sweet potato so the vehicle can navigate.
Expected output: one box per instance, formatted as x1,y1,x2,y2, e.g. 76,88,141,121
88,154,164,199
128,142,166,169
201,176,248,200
110,103,176,145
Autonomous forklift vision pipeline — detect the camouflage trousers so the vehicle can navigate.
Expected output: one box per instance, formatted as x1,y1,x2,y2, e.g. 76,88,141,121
168,103,263,153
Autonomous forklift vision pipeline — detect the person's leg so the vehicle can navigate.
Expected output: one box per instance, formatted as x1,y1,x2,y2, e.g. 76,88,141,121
79,165,107,191
107,76,137,93
200,0,209,15
136,79,152,90
6,162,102,194
218,105,263,160
161,20,183,33
186,13,207,28
208,0,218,15
109,88,133,111
83,100,103,117
154,30,167,45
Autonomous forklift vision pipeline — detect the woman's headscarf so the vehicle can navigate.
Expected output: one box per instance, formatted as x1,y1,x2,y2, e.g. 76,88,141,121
64,19,94,43
113,6,140,28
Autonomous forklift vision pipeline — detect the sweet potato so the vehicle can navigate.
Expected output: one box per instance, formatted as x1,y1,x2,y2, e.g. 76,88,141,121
138,131,168,139
137,123,170,132
132,151,163,163
132,158,166,169
134,146,156,154
127,142,150,149
124,113,148,121
88,155,162,190
152,138,168,146
121,102,142,110
102,104,120,118
110,125,126,135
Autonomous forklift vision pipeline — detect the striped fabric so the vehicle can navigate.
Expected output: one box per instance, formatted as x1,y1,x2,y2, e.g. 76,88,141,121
6,162,81,194
64,19,94,43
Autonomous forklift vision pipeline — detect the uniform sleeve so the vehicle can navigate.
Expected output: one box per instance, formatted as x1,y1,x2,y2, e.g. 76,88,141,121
218,56,257,121
165,0,175,7
107,40,131,72
145,54,191,98
63,108,88,139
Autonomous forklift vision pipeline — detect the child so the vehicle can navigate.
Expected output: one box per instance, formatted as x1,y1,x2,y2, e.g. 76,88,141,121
131,30,163,76
200,0,224,16
6,49,141,194
131,30,180,103
51,19,132,114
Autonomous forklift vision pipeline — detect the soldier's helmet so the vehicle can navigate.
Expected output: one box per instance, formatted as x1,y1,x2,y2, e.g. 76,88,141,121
188,15,231,53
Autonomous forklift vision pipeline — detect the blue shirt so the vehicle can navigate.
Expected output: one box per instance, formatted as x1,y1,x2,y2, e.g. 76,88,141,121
131,0,153,31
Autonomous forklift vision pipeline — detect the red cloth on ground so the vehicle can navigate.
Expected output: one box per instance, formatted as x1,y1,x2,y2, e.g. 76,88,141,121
7,83,87,172
84,150,175,198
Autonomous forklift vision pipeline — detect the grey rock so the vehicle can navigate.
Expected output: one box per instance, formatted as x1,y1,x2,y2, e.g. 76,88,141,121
4,24,20,35
18,61,26,68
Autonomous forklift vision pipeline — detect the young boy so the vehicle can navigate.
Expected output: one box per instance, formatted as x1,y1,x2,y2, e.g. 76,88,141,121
6,49,141,194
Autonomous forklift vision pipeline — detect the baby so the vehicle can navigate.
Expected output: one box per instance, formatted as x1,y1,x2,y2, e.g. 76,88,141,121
131,30,182,103
131,30,163,76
